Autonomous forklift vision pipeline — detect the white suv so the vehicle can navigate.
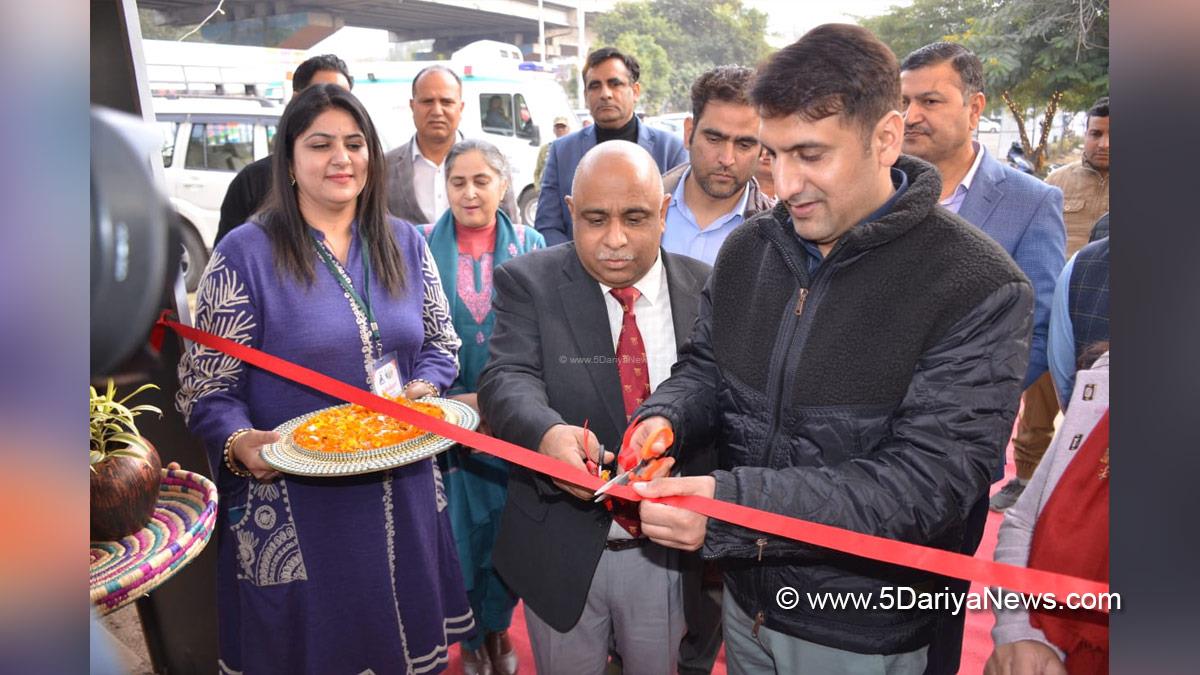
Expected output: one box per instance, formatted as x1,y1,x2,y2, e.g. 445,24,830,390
153,95,281,289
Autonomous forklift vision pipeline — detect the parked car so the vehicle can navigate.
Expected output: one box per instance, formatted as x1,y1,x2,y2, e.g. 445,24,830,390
644,112,690,141
976,116,1002,133
152,95,281,290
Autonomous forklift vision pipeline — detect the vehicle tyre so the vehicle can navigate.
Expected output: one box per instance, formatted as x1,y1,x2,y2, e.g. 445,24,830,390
518,188,538,227
178,222,209,292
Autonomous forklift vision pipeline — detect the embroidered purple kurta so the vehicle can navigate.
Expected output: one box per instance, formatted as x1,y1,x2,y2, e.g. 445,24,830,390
177,218,472,675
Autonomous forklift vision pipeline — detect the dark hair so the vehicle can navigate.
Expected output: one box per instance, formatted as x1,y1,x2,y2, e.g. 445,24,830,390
752,24,899,137
583,47,640,84
259,84,405,294
411,65,462,97
900,41,984,97
1079,340,1110,370
293,54,353,91
1088,96,1109,121
690,65,756,125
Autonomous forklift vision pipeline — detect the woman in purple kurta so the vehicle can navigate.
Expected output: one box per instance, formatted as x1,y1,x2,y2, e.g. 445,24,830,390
176,84,473,674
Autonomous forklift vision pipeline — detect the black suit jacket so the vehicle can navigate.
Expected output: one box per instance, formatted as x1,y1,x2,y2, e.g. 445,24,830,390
478,243,711,632
216,155,273,246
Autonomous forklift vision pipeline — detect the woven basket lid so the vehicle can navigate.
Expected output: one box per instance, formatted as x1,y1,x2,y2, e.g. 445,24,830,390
89,468,218,615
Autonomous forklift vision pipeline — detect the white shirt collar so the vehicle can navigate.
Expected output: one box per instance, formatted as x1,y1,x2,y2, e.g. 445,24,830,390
411,135,429,164
598,250,666,307
410,132,463,165
959,140,985,192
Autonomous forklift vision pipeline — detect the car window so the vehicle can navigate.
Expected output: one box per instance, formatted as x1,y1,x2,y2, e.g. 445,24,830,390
158,121,179,167
514,94,536,140
184,121,256,171
481,93,514,135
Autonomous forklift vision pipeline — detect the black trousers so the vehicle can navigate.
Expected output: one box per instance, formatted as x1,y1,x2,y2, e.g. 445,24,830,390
922,495,991,675
678,551,724,675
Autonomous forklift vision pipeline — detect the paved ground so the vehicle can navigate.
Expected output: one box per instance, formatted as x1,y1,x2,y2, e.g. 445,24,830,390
98,604,154,674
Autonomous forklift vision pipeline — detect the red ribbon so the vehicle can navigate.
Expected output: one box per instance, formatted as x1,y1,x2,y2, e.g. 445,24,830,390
162,318,1111,607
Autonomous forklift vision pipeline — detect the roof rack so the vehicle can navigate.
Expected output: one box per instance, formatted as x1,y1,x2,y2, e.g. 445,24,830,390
150,91,280,108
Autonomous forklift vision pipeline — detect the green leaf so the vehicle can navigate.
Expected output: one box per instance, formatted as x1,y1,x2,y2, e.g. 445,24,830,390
117,382,159,406
109,432,149,451
125,404,163,417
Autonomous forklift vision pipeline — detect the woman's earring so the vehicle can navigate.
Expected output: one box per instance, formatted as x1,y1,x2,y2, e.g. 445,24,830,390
289,172,297,187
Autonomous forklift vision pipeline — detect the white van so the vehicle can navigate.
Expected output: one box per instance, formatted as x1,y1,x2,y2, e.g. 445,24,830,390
152,95,281,290
351,41,578,224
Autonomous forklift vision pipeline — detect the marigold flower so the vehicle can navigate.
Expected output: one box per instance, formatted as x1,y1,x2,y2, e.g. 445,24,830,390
293,395,446,454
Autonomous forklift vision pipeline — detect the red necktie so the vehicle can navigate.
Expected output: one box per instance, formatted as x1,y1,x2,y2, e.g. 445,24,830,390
610,287,651,420
609,286,650,537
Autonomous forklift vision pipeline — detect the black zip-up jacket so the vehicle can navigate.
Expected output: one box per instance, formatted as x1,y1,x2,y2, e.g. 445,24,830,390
637,155,1034,654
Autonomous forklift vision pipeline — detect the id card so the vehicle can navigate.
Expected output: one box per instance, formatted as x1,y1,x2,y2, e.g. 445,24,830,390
370,352,404,398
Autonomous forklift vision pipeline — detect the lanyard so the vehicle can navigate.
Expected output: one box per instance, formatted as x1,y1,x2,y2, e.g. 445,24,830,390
312,234,383,358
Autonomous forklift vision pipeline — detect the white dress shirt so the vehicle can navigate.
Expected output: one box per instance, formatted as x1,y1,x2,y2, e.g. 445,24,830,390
411,135,449,223
597,252,678,394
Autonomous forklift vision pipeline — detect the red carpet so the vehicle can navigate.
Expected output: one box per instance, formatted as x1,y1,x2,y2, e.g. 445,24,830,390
446,441,1019,674
959,440,1020,674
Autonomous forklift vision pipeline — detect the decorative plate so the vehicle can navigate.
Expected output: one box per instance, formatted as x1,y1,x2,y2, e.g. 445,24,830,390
261,397,478,476
90,468,218,616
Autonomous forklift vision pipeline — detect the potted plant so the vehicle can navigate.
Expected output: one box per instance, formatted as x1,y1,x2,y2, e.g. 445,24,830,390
90,380,163,541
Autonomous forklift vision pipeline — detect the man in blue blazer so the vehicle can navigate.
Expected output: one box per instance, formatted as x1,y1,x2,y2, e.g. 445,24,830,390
535,47,688,245
900,42,1066,675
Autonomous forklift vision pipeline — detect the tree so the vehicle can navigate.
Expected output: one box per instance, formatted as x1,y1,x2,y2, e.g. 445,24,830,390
862,0,1108,173
966,0,1108,171
615,33,672,114
859,0,999,62
593,0,772,113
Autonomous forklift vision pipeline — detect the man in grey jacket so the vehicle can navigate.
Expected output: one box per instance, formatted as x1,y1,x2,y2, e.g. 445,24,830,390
384,65,517,224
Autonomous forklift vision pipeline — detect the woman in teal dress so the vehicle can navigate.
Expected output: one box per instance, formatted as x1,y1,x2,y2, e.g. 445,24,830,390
418,139,544,675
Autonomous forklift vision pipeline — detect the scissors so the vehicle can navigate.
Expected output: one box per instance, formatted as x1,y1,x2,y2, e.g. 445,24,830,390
593,423,674,502
582,418,607,478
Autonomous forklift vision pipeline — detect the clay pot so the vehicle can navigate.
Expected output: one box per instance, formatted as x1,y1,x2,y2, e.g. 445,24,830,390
90,439,162,541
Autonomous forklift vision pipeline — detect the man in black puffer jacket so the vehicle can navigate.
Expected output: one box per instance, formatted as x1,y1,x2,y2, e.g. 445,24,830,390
627,24,1034,672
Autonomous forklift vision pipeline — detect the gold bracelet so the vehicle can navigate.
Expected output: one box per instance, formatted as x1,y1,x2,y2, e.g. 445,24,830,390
406,378,440,398
223,428,254,478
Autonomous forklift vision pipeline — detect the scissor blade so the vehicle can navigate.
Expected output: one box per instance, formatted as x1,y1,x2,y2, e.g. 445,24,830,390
593,471,631,501
593,457,652,502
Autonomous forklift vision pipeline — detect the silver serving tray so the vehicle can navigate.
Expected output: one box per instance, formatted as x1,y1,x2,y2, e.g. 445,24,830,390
261,397,479,476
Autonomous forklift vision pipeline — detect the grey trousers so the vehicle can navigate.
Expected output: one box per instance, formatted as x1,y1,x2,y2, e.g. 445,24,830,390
524,541,684,675
722,587,928,675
